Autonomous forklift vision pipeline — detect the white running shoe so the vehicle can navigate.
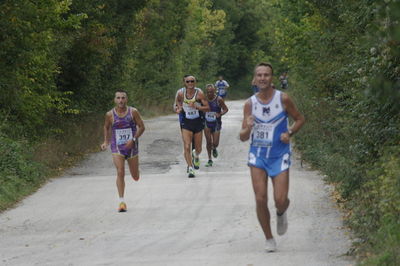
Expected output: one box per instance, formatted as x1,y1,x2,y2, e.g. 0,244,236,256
277,211,288,236
265,238,277,252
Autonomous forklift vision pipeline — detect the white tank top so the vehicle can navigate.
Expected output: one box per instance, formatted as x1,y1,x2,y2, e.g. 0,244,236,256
250,90,290,158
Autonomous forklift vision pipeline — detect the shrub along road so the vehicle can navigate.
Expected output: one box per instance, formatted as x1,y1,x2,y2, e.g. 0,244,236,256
0,100,353,265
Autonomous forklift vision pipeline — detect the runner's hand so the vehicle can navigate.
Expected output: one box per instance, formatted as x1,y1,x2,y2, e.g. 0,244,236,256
100,142,109,151
246,115,254,128
280,132,290,144
124,139,135,149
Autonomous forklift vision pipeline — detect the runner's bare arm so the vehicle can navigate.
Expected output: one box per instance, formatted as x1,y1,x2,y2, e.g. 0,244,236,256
173,90,180,113
217,97,229,117
101,111,112,150
175,91,183,114
132,108,145,139
195,91,210,112
239,99,254,142
124,108,145,149
280,93,305,144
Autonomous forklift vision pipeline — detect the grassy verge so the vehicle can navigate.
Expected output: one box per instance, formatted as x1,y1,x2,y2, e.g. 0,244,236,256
289,76,400,265
0,103,176,212
0,135,45,211
0,113,104,211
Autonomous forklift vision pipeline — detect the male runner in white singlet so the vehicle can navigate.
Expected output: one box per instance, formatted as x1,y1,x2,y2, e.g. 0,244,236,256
240,63,305,252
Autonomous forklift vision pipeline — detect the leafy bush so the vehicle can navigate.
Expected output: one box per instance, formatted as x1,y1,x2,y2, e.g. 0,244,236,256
0,134,45,211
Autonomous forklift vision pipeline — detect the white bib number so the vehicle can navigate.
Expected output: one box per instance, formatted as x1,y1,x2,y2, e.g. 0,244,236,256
252,123,274,147
205,112,217,122
183,103,200,119
218,88,226,95
115,128,133,145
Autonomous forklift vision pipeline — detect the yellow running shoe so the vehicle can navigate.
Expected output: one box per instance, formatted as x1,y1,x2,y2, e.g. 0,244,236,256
118,202,127,212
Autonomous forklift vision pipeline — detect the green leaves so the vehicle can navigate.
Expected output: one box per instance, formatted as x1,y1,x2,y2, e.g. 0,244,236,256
0,0,82,138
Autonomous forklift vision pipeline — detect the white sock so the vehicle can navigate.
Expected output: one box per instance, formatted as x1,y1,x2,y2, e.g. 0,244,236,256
119,197,125,203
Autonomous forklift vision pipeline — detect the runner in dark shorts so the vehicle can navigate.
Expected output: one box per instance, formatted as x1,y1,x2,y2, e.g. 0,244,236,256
175,75,209,177
203,84,228,167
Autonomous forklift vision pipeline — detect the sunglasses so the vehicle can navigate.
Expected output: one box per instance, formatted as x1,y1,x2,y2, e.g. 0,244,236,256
185,80,195,83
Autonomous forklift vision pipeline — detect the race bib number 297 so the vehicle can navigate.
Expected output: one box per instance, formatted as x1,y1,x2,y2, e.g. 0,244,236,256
115,128,133,145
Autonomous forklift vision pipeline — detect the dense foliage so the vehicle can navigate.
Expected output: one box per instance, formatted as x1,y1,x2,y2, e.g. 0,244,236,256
0,0,398,264
266,0,400,264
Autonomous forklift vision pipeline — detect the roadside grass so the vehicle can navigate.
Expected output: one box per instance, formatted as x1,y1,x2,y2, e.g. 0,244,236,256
0,114,104,212
0,104,177,212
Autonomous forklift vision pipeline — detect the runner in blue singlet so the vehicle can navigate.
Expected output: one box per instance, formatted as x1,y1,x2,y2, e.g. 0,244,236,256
215,75,230,98
239,63,305,252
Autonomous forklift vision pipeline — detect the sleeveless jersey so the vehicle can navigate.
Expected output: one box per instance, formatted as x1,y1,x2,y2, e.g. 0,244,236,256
216,80,228,96
182,88,202,120
111,107,137,151
205,96,221,122
250,90,290,158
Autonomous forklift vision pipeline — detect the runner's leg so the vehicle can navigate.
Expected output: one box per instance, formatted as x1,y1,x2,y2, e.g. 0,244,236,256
272,169,290,235
127,155,139,181
112,155,126,198
250,166,273,239
182,129,194,167
193,130,203,156
272,170,290,214
204,128,212,160
213,130,221,150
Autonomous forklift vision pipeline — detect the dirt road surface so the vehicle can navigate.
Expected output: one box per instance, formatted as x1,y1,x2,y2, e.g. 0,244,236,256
0,100,353,266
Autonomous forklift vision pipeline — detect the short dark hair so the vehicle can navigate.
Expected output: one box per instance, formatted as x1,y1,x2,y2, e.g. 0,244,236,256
254,62,274,75
115,89,128,95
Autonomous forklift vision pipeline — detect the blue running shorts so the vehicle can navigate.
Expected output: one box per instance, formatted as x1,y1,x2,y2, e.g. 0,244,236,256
248,152,291,178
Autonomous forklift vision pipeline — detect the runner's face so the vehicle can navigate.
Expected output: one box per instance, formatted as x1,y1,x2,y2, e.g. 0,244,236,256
206,87,215,98
114,92,128,108
184,76,196,89
254,66,273,90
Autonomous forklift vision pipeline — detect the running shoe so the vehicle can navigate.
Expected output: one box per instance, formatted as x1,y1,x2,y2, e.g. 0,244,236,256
277,211,288,235
192,149,200,169
188,167,195,178
118,202,127,212
205,160,213,167
212,148,218,158
193,156,200,169
265,238,277,252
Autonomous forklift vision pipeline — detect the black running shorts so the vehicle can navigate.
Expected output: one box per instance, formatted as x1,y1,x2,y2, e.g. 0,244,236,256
181,117,204,133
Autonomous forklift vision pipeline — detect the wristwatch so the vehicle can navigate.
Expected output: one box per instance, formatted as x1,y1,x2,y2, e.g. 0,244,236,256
132,137,137,142
288,129,294,137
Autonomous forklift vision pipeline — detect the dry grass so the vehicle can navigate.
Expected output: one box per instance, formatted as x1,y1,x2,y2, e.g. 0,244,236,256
33,113,104,176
